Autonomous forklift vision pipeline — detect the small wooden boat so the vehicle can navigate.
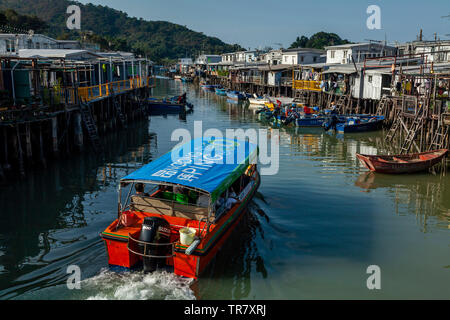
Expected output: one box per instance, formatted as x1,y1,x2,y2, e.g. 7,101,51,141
226,91,245,100
147,94,191,115
296,116,328,127
356,149,448,174
215,88,227,96
100,138,260,279
336,116,384,133
248,97,271,105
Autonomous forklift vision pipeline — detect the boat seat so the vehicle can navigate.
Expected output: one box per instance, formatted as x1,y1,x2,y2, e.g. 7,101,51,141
392,157,409,163
130,196,213,222
418,154,434,161
131,196,172,215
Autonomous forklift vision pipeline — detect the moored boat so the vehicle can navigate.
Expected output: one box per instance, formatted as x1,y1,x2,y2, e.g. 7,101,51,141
226,91,246,100
335,116,385,133
356,149,448,174
147,94,192,114
100,138,260,279
215,88,227,96
248,97,271,105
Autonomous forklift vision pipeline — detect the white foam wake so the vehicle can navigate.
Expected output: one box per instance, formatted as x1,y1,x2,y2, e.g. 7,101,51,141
84,268,196,300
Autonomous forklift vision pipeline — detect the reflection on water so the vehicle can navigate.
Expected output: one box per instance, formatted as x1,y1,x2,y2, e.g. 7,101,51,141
0,78,449,300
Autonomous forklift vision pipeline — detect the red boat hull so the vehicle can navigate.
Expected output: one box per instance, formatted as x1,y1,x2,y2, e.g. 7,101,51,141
356,149,448,174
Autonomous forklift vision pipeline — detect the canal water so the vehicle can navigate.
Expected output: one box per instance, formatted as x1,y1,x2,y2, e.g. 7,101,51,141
0,79,449,300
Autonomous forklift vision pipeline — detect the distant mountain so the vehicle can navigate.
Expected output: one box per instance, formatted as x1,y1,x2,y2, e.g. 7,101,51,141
0,0,244,63
289,32,352,49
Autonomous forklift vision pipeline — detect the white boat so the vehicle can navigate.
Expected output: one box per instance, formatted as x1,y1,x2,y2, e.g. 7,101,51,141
268,96,294,105
248,97,271,105
248,94,272,106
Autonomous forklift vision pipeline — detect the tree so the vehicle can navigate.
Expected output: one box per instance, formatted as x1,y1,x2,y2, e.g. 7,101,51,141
289,32,352,50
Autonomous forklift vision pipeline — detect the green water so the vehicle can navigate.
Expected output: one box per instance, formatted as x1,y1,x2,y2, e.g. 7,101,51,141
0,79,449,300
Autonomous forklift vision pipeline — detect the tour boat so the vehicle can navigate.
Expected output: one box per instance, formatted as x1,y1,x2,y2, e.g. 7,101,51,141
356,149,448,174
100,137,260,279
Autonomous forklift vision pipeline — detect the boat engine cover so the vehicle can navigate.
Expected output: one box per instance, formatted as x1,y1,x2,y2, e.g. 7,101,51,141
138,217,171,273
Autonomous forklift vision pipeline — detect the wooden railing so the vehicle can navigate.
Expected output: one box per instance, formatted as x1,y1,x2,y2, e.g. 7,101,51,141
292,80,321,91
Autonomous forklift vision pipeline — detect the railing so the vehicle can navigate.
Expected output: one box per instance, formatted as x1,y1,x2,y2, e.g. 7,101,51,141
281,77,292,87
127,233,175,259
78,77,153,103
292,80,321,91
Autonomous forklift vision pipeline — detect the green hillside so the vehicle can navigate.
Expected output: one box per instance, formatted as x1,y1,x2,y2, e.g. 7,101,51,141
0,0,243,63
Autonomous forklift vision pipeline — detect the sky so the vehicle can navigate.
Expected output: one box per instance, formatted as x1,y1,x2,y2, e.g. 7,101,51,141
77,0,450,49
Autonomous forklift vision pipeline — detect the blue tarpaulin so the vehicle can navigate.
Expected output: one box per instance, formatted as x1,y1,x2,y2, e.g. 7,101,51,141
121,137,258,202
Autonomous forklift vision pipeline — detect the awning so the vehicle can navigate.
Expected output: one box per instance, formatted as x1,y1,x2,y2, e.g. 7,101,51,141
121,137,258,203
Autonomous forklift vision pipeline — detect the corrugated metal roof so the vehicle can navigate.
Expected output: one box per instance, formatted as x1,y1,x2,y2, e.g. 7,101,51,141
18,49,101,60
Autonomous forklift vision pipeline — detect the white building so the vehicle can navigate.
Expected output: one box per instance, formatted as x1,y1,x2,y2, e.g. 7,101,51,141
0,33,59,54
259,49,282,65
221,52,236,64
234,50,258,63
281,48,325,65
195,54,222,65
325,43,397,65
397,41,450,63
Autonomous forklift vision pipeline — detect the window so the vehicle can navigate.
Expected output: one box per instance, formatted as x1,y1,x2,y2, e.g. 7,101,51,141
300,56,304,62
368,75,373,83
313,56,317,62
330,51,335,59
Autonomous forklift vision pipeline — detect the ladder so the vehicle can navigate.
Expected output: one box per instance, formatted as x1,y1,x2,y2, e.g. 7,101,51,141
335,94,347,113
376,96,389,116
79,101,102,152
429,123,449,151
400,107,425,154
385,109,402,142
109,86,127,129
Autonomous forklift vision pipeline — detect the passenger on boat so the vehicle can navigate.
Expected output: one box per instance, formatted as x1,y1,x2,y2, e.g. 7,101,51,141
196,193,210,207
226,188,238,210
304,104,312,115
135,183,150,197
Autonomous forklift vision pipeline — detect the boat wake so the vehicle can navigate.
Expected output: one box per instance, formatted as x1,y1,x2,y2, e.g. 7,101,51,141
84,268,196,300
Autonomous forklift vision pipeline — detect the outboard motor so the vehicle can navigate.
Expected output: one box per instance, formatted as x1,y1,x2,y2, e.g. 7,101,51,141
138,217,171,273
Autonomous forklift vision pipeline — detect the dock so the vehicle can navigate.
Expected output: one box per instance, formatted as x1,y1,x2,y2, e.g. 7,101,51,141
0,53,155,181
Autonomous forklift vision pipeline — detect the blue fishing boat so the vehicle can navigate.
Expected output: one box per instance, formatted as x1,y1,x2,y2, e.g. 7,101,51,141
148,94,192,115
295,116,328,127
215,88,227,96
226,91,246,101
335,116,385,133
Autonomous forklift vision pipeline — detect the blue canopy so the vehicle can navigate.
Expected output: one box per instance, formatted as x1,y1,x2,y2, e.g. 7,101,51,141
121,137,258,203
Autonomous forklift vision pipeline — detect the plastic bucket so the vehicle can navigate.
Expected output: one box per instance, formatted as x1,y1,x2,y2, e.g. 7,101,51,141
179,227,196,246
